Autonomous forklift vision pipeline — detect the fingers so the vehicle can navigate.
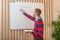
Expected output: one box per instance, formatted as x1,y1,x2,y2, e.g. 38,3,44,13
20,9,25,13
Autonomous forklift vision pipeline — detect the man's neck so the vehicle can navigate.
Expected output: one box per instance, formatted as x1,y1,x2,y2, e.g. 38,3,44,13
36,16,40,19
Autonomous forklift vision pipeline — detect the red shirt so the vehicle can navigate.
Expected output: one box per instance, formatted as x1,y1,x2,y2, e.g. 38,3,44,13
23,13,44,38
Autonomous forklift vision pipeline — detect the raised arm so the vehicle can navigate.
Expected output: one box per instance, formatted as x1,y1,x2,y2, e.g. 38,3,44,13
20,9,35,21
23,13,35,21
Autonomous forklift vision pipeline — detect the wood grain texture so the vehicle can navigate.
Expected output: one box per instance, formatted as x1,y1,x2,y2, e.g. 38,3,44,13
5,0,9,40
0,0,2,40
0,0,53,40
2,0,6,40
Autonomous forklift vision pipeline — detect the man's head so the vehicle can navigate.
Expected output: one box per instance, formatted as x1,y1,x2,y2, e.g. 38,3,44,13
33,8,41,17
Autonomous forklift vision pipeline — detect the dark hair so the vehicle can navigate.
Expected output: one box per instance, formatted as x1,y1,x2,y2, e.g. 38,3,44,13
35,8,41,16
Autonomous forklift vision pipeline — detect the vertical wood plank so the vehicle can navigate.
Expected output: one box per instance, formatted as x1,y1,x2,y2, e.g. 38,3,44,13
18,0,20,2
46,0,49,40
23,0,25,2
43,0,46,40
11,31,15,40
49,0,52,40
46,0,48,39
42,0,45,3
41,0,43,3
2,0,6,40
0,0,2,40
22,30,26,40
1,0,3,40
29,33,31,40
15,30,18,40
42,0,45,40
16,0,18,2
18,30,21,40
48,0,51,39
31,0,33,2
47,0,50,40
31,33,33,40
38,0,41,2
9,0,11,40
35,0,37,2
33,0,36,2
21,30,23,40
5,0,9,40
26,33,29,40
9,31,11,40
20,0,23,2
22,0,27,2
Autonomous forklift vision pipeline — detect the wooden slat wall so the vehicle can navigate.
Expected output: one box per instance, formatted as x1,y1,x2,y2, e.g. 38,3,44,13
0,0,2,40
0,0,53,40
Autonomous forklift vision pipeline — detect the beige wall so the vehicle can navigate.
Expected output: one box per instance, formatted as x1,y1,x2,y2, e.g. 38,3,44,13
53,0,60,20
